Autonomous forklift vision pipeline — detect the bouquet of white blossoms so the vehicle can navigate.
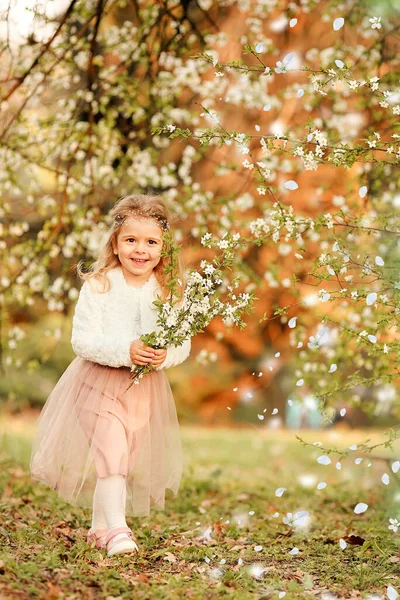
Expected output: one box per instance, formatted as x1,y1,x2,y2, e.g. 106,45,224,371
128,230,257,387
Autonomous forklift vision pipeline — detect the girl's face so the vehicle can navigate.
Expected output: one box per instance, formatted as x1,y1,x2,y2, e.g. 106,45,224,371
112,217,163,284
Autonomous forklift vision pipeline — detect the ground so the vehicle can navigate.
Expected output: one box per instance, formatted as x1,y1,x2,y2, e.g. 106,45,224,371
0,416,399,599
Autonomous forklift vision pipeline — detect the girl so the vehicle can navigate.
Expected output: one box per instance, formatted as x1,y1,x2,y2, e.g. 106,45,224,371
30,194,191,557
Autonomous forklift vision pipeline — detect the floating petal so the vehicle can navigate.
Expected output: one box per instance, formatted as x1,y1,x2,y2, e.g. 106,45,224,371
272,408,278,415
317,455,331,465
355,457,363,465
335,59,345,68
288,399,293,406
366,292,377,306
289,547,299,555
340,408,346,417
296,89,304,98
254,545,263,552
354,502,368,514
263,104,271,111
296,378,304,386
391,461,400,474
333,17,344,30
359,186,368,198
256,43,264,53
317,482,327,489
328,364,337,373
336,462,342,470
257,414,265,420
275,487,286,497
375,256,384,266
368,334,377,344
283,52,296,67
382,473,390,485
387,586,399,600
288,316,297,328
339,539,347,549
284,180,299,190
289,18,297,27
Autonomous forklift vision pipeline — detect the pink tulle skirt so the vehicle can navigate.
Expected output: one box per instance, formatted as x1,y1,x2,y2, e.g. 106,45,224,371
30,357,183,517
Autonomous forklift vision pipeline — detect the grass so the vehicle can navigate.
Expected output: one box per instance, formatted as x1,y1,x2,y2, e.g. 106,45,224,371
0,415,399,599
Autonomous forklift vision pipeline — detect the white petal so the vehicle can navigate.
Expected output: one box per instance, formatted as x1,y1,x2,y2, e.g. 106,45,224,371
317,455,331,465
296,378,304,387
328,364,337,373
257,414,265,420
382,473,390,485
254,545,263,552
339,538,347,549
263,104,271,111
354,502,368,514
256,42,264,53
359,185,368,198
375,256,384,266
336,462,342,470
349,444,358,450
366,292,377,306
355,458,363,465
283,52,296,66
275,487,286,497
296,89,304,98
279,593,287,599
272,408,278,415
333,17,344,30
340,408,346,417
317,482,327,489
289,547,299,555
368,334,377,344
387,586,399,600
321,293,330,302
289,18,297,27
335,59,345,68
275,352,281,357
284,180,299,190
288,399,293,406
238,558,243,565
391,461,400,474
288,316,297,328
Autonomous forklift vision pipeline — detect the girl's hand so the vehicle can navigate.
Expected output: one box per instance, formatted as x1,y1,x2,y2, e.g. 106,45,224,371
149,348,167,368
129,340,157,366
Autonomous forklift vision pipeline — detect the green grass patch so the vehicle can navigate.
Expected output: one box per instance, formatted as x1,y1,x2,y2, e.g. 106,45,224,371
0,419,399,599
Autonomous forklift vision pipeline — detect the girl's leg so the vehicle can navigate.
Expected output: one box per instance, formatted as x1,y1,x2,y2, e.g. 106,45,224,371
91,479,108,531
95,474,127,530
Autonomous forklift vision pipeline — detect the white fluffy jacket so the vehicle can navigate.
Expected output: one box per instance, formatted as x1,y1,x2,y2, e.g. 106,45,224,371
71,266,191,370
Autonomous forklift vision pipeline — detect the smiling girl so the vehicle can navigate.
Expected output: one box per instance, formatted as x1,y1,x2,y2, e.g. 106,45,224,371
30,194,191,557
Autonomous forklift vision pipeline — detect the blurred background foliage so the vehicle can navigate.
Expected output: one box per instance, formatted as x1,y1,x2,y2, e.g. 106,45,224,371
1,0,400,428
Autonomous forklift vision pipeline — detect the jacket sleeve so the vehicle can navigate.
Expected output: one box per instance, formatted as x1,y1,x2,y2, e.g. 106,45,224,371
71,280,133,368
155,338,191,371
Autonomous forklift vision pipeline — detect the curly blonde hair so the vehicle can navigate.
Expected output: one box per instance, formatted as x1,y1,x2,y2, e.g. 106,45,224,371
76,194,185,302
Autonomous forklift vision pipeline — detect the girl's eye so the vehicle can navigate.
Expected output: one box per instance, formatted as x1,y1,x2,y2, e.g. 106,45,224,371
126,238,157,244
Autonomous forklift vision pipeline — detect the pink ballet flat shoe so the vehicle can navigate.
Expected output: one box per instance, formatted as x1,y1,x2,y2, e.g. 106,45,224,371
106,526,139,557
87,528,108,550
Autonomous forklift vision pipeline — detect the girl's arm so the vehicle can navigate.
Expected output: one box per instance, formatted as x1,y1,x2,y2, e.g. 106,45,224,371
154,338,191,371
71,280,133,368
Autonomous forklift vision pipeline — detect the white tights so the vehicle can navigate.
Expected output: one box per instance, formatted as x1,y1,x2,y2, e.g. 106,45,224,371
91,474,127,531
